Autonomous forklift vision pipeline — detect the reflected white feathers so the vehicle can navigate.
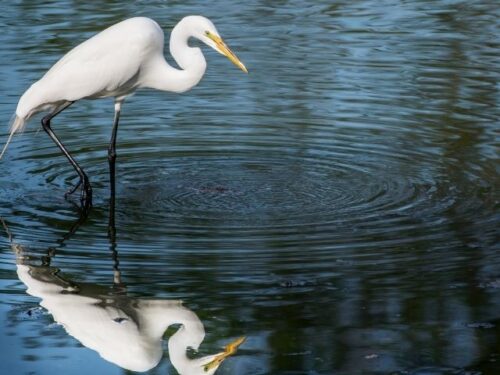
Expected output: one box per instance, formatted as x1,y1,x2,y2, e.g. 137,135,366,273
14,261,243,374
3,217,244,374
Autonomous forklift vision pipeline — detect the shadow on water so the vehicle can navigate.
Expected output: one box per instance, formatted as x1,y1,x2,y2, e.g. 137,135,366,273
0,201,245,375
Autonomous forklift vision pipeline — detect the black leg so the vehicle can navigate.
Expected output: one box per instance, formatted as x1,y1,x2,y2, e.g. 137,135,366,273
109,191,123,288
41,105,92,207
107,179,125,290
107,106,123,289
108,109,121,198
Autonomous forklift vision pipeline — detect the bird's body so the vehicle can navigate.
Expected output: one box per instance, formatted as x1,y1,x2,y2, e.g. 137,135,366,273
1,16,247,206
17,17,207,122
6,230,245,374
17,262,241,374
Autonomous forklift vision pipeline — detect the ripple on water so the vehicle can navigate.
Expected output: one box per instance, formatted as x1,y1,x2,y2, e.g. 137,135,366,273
2,113,496,264
5,113,492,252
106,146,494,247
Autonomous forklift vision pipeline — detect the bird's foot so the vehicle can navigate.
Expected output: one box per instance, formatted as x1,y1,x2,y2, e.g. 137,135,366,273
65,177,92,209
65,179,82,197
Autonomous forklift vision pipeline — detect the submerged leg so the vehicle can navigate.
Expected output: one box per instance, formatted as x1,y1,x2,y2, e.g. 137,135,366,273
108,101,122,198
107,161,125,291
41,102,92,206
108,187,123,288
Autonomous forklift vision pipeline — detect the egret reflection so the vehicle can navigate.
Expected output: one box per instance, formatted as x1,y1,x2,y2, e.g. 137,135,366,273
1,213,244,374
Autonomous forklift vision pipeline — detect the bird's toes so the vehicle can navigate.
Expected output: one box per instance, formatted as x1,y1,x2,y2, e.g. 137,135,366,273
65,179,83,197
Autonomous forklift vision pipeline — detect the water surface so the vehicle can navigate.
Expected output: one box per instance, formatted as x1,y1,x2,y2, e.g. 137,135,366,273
0,1,499,374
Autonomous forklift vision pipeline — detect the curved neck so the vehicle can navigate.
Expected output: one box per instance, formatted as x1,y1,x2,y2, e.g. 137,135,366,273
168,317,206,372
170,20,205,72
140,20,207,93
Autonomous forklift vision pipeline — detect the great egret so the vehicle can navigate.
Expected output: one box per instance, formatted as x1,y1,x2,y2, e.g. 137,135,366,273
0,16,247,206
1,216,245,374
15,262,244,373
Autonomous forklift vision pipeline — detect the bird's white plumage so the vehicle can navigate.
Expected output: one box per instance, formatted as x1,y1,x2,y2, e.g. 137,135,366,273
3,226,243,374
18,18,166,119
0,15,247,160
16,263,232,374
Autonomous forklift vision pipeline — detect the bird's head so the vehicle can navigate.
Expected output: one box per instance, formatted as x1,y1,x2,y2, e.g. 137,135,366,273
183,15,248,73
199,336,246,375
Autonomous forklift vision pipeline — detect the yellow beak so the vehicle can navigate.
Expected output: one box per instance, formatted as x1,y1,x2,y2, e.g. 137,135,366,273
203,336,246,372
206,32,248,73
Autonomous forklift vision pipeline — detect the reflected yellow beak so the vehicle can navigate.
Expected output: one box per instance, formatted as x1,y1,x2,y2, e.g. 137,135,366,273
203,336,246,372
206,32,248,73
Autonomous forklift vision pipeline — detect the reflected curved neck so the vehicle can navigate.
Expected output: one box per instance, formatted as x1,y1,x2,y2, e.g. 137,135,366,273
167,316,205,372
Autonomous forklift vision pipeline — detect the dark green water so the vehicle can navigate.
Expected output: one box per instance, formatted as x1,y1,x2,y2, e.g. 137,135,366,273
0,1,499,374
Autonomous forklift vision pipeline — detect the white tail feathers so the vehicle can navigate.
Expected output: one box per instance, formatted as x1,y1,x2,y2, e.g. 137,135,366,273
0,115,27,160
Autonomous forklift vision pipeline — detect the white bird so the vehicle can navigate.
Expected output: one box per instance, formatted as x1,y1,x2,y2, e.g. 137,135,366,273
0,16,247,205
2,217,245,374
15,262,244,374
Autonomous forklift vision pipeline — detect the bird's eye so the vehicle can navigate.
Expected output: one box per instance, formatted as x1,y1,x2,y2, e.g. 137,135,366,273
205,31,211,36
